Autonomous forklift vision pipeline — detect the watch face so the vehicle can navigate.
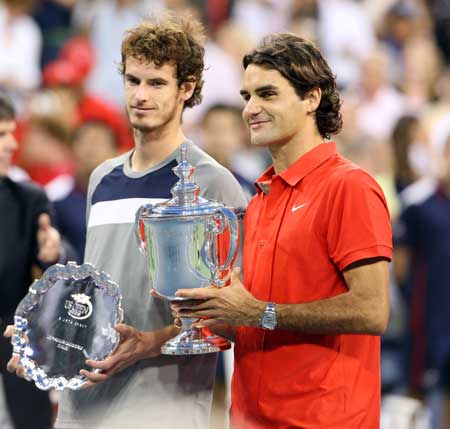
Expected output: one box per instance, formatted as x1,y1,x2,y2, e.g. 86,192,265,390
262,312,276,329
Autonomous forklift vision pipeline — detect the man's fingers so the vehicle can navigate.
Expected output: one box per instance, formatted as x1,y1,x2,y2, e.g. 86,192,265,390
171,299,213,312
3,325,14,338
113,323,132,337
176,309,219,319
85,356,116,371
175,287,216,299
192,318,220,329
150,289,165,300
38,213,51,232
80,369,109,383
6,355,19,373
231,267,241,282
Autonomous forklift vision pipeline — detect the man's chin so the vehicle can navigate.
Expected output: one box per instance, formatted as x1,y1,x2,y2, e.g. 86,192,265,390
250,136,270,147
131,122,156,133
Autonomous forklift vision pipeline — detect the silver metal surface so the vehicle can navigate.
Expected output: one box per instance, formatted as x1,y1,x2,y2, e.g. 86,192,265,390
135,143,241,354
12,262,123,390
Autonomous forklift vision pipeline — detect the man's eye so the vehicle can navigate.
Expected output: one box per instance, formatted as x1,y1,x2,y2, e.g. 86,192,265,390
261,91,276,98
126,76,139,85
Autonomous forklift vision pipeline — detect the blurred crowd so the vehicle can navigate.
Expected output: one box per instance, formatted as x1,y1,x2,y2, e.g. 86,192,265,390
1,0,450,428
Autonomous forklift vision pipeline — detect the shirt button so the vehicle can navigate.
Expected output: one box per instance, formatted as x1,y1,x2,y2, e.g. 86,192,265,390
259,240,266,248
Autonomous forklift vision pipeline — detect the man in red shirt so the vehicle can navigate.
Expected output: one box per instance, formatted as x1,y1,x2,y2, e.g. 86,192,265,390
175,33,392,428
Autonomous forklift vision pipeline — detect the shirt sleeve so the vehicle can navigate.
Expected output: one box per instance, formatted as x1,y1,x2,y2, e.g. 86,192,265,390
326,169,393,271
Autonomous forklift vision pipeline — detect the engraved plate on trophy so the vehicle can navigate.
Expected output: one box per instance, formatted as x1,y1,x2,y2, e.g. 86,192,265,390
11,262,123,391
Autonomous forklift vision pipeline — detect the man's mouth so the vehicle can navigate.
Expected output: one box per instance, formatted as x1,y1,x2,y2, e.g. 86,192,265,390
249,119,270,129
131,106,155,112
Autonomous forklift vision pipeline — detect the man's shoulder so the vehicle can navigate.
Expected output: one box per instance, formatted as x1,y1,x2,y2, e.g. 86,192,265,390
91,152,131,182
9,178,47,200
325,155,381,190
88,151,131,194
188,143,248,207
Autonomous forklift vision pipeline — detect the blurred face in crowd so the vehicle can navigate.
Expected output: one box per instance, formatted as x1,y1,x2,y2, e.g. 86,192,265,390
201,108,247,167
0,120,17,177
360,53,388,96
123,57,193,134
21,120,70,167
240,64,313,148
72,122,118,185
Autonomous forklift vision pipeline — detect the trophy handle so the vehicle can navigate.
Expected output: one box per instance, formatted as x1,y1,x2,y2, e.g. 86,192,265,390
203,207,239,286
134,204,153,255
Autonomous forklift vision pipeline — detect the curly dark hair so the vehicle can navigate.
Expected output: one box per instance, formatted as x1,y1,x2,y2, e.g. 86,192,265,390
243,33,342,139
0,92,15,121
119,12,205,109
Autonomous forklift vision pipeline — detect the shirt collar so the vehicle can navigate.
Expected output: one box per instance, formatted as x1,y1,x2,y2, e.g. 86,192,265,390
255,142,337,194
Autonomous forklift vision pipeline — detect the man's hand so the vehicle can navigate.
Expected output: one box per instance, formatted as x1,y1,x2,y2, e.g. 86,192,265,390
80,323,178,387
3,325,25,378
172,268,265,329
37,213,61,263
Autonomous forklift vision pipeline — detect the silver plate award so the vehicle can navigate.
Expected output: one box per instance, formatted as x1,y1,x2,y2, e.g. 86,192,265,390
11,262,123,391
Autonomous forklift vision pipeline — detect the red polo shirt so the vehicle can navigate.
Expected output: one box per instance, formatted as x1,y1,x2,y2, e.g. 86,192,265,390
231,142,392,429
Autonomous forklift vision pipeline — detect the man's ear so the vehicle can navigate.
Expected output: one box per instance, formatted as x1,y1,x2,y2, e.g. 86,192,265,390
305,87,322,114
179,76,197,103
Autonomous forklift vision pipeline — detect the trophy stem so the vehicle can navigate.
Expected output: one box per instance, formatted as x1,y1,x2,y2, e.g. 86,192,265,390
160,317,223,355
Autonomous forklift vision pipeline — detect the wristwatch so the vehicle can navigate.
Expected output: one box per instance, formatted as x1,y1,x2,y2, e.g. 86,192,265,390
259,302,277,330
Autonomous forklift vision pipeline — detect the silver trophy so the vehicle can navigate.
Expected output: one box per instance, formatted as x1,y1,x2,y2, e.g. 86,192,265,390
135,143,241,355
11,262,123,390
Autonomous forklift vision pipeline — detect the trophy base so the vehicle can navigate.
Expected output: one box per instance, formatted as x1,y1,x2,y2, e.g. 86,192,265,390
161,321,229,355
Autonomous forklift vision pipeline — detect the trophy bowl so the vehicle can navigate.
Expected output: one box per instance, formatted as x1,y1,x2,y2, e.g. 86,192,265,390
11,262,123,391
135,143,241,355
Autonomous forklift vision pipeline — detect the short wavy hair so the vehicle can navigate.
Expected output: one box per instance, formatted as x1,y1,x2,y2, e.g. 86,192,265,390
0,92,15,121
243,33,342,139
119,13,205,109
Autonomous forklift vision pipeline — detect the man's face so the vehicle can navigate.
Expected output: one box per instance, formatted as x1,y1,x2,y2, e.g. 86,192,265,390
202,109,246,166
0,120,17,177
73,123,118,179
240,64,311,148
123,57,186,133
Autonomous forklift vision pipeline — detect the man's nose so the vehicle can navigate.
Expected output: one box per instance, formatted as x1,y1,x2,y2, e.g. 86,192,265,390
134,83,151,102
243,97,262,117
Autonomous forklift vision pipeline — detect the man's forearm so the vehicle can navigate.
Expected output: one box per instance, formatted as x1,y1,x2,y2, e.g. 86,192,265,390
275,291,386,335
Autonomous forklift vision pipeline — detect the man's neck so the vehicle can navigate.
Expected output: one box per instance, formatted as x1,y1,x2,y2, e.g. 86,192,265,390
270,129,324,175
130,126,186,172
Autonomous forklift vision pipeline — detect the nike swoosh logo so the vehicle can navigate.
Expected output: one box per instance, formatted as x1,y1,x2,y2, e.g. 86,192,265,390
292,203,309,212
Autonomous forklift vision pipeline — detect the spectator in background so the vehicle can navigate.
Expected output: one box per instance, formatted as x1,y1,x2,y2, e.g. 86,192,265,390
19,116,74,192
391,115,435,195
393,132,450,429
318,0,376,89
0,0,41,111
0,92,68,429
74,0,165,109
345,49,407,141
41,42,133,151
53,119,120,262
32,0,76,68
200,103,258,197
428,0,450,64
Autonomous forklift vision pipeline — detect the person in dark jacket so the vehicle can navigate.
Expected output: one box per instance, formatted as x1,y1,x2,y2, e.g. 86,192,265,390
0,92,65,429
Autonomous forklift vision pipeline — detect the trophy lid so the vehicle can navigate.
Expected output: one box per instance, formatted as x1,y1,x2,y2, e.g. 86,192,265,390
142,142,223,217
